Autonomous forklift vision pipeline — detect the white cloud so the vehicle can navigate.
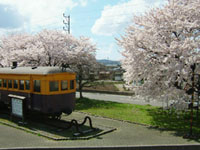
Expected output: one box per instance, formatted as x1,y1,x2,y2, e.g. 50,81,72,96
97,43,121,60
0,4,28,29
79,0,88,7
0,0,78,33
91,0,165,36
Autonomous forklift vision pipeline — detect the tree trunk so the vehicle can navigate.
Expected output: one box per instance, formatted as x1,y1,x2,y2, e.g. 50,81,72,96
79,87,83,99
79,78,83,98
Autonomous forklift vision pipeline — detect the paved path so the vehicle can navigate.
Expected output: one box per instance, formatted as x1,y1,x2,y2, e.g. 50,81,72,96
0,112,199,149
76,92,165,107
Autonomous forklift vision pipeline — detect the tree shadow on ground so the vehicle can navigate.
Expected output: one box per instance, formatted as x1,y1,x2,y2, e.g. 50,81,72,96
146,107,200,142
76,97,200,142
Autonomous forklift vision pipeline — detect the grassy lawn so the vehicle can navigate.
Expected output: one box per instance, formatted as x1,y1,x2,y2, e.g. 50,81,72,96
76,98,200,135
76,98,156,125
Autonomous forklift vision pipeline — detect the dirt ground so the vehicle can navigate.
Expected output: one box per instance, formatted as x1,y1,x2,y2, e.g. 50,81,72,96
83,83,119,92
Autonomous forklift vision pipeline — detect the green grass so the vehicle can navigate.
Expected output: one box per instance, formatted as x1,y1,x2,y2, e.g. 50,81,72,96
76,98,156,125
76,98,200,136
76,98,162,125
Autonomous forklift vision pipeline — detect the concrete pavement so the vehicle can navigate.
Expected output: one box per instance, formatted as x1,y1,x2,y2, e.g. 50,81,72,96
0,112,199,149
76,92,165,107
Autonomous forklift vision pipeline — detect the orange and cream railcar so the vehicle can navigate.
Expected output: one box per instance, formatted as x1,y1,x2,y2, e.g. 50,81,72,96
0,66,76,116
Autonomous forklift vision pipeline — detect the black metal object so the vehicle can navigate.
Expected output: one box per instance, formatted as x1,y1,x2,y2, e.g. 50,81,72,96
189,63,196,136
197,74,200,119
11,61,17,69
42,116,97,136
69,116,96,136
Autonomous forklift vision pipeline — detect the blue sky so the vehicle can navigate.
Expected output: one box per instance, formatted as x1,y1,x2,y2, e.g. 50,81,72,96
0,0,165,61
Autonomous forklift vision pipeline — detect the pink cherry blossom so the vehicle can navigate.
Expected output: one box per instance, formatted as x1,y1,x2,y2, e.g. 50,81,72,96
117,0,200,101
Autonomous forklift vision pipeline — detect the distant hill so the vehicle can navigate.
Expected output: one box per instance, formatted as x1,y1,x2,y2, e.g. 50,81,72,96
97,59,121,66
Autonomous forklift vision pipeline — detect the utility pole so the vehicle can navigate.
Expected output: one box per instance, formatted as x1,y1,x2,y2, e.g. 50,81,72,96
63,13,70,34
190,63,196,136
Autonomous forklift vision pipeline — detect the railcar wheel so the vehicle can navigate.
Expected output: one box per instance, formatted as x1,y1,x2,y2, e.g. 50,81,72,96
50,112,62,120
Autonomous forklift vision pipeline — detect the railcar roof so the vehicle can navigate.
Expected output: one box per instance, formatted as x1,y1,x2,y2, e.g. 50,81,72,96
0,66,74,75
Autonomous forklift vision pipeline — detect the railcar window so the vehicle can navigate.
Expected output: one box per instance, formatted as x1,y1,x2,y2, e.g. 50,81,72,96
25,80,30,90
0,79,2,87
49,81,59,92
61,80,68,90
34,80,41,92
70,80,74,90
3,79,7,88
13,80,18,89
8,80,12,88
19,80,24,90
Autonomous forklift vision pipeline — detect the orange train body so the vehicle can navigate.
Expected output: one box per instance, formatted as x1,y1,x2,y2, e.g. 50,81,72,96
0,66,76,115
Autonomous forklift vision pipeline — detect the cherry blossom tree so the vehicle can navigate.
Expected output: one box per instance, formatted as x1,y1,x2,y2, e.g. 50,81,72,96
0,30,79,67
0,33,37,66
67,36,97,98
0,30,97,98
35,30,79,66
117,0,200,102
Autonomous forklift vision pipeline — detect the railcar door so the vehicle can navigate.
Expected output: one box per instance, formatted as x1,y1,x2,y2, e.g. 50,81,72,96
31,79,43,112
